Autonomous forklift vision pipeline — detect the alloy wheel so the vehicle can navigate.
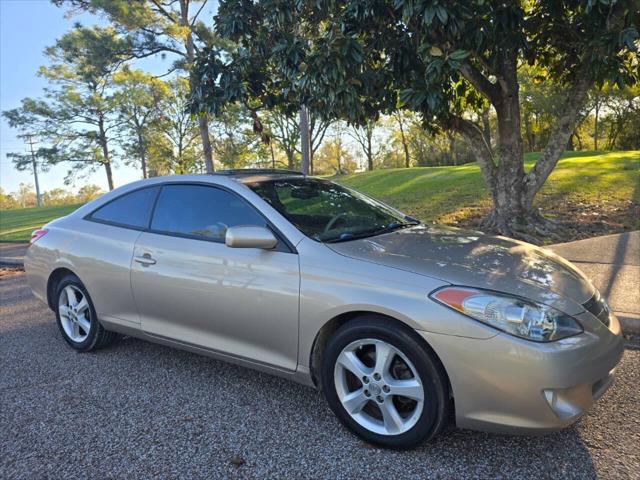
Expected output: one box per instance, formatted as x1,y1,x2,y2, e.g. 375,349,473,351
333,338,425,436
58,285,91,343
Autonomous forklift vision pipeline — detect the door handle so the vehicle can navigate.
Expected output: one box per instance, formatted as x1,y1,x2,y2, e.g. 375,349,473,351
134,253,156,266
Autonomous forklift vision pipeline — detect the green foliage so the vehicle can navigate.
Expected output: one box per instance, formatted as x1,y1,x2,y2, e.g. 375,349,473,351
0,188,19,210
147,77,204,175
314,135,358,175
11,25,133,188
54,0,219,171
113,67,170,177
195,1,638,125
193,0,638,236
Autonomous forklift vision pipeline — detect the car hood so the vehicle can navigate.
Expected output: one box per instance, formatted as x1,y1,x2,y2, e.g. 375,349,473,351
327,225,595,315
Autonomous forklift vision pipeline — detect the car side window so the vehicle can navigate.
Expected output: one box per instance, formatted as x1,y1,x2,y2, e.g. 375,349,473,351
90,187,159,229
150,184,267,242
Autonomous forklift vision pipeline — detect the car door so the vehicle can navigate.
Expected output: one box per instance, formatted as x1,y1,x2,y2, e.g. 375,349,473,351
82,185,160,327
130,183,300,371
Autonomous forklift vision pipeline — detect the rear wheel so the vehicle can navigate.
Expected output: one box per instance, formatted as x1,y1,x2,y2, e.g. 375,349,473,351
55,274,116,351
321,315,449,448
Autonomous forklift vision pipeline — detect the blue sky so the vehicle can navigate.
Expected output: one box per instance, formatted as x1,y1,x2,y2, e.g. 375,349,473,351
0,0,216,194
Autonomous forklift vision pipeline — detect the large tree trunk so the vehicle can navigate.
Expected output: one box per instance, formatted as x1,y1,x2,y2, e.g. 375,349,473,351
104,162,114,191
180,0,214,173
447,132,457,166
98,116,114,190
594,93,600,151
523,113,535,152
366,130,374,171
286,150,295,169
481,53,533,233
455,49,595,241
299,106,311,174
197,115,214,172
481,106,492,154
395,113,411,168
137,131,147,179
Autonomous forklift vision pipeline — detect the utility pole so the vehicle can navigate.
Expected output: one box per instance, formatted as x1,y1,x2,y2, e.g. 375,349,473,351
25,135,42,208
299,106,310,174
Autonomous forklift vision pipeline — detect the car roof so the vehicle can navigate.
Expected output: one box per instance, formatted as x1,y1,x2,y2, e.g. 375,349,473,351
213,169,310,184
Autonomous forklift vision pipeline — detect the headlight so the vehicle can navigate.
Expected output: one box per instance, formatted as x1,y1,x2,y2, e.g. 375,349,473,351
430,287,582,342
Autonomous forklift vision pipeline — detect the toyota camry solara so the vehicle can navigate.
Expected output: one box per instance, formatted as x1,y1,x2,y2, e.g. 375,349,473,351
25,170,623,448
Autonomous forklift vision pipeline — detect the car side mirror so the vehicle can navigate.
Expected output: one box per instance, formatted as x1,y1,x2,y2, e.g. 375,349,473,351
225,226,278,250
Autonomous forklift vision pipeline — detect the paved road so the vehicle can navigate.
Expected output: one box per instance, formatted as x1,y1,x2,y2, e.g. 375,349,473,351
1,273,639,479
0,243,27,267
549,231,640,334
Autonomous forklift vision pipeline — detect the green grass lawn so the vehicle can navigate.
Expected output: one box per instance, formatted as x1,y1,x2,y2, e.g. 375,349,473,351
0,203,83,242
336,150,639,242
0,151,637,244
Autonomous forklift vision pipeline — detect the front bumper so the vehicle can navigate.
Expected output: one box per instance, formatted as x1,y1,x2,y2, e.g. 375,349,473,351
419,311,624,434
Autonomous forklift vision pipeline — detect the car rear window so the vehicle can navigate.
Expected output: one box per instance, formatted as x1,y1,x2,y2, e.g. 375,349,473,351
90,187,159,229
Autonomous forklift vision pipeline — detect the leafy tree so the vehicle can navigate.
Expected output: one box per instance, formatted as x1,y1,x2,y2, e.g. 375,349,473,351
209,103,264,169
42,188,75,206
314,136,358,175
113,68,169,178
308,116,332,174
148,77,204,175
77,184,104,203
393,111,412,168
15,183,37,208
519,66,567,152
603,84,640,149
29,26,131,190
0,188,19,210
264,109,300,169
262,109,330,172
195,0,638,239
349,119,387,171
54,0,218,172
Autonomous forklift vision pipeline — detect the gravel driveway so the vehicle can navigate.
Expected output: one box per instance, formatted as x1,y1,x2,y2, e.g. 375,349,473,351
1,272,639,479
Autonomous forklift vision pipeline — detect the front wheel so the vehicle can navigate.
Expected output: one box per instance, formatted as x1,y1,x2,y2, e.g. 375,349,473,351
320,316,450,448
55,274,116,352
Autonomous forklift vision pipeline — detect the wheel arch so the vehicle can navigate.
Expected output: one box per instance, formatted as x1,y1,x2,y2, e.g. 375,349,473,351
308,311,452,400
47,267,77,310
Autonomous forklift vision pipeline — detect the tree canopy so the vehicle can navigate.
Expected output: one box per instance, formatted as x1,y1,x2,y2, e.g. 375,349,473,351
192,0,639,238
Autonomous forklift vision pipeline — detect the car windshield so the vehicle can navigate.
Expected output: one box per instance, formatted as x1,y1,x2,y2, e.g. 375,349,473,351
247,177,418,242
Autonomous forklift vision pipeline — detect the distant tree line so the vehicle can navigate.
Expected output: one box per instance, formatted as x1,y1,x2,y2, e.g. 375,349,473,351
0,184,103,210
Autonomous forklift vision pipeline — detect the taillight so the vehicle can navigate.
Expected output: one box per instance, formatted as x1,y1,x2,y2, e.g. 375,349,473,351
30,229,49,244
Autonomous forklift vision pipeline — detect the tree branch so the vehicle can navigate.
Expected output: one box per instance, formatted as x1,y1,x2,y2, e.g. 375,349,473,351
446,115,496,189
190,0,208,26
150,0,179,24
524,70,593,198
458,61,501,104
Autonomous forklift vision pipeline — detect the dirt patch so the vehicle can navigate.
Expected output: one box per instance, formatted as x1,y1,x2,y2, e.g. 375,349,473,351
0,266,25,279
451,198,639,245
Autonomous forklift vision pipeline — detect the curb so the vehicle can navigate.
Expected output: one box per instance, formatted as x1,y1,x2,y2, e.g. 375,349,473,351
0,258,24,268
618,313,640,336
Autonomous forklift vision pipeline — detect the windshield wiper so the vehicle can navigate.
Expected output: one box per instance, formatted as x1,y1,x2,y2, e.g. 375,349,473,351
324,221,420,243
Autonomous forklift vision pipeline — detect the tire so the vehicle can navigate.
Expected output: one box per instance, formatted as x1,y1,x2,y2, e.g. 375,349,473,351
54,274,117,352
320,315,449,449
